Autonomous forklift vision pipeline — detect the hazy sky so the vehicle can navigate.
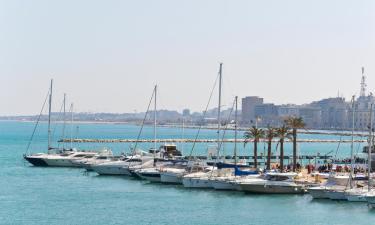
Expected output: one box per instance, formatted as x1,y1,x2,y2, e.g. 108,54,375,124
1,0,375,116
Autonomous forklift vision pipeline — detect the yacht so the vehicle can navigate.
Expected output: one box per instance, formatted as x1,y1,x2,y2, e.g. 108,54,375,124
42,150,98,167
23,79,60,167
70,149,115,170
365,190,375,208
159,161,202,184
136,167,163,182
239,172,306,194
160,167,187,184
182,166,218,189
325,186,348,200
212,168,261,191
308,173,350,199
345,187,369,202
91,155,149,175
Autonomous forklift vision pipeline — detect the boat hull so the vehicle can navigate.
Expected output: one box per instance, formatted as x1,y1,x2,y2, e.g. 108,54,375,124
182,178,212,188
326,190,347,200
212,180,238,191
24,155,48,167
91,165,131,175
137,172,161,182
366,195,375,208
346,194,367,202
160,173,183,184
240,184,306,194
308,187,329,199
43,158,80,167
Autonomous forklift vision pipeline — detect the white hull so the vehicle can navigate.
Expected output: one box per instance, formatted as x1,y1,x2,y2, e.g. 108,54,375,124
212,180,238,191
91,164,132,175
182,177,212,188
160,172,183,184
345,189,369,202
308,187,329,199
346,194,367,202
327,190,347,200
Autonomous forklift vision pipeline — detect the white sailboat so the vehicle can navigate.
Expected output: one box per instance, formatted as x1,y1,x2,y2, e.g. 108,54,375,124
182,63,223,189
136,85,162,182
24,80,98,167
325,96,357,200
347,103,373,202
211,96,261,191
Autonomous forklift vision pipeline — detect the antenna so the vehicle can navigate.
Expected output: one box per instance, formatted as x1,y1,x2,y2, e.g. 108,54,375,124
360,66,367,97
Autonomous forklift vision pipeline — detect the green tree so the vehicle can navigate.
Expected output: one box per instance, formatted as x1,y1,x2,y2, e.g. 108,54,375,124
276,125,292,172
285,117,306,172
244,126,265,169
265,126,277,170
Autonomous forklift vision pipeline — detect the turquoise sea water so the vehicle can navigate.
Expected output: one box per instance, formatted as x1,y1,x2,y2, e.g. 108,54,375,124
1,121,374,225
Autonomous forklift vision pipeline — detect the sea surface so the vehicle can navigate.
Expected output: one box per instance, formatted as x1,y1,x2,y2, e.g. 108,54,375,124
0,121,374,225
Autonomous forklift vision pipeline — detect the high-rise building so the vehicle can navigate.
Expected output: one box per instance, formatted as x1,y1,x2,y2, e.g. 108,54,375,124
182,109,190,117
241,96,263,124
299,106,322,128
254,103,279,126
311,97,349,129
278,104,300,118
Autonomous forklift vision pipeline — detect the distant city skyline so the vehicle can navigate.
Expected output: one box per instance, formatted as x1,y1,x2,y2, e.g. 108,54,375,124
1,0,375,116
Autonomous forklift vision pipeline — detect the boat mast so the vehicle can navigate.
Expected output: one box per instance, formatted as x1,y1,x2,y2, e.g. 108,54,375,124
217,63,223,158
47,79,53,153
70,103,74,150
369,103,373,192
62,93,66,150
182,117,185,155
153,85,157,158
350,95,355,189
234,96,238,165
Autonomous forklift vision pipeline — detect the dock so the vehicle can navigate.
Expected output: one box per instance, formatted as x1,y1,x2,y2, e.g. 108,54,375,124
58,138,367,143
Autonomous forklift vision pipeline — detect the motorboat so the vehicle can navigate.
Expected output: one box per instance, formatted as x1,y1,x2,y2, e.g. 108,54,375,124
70,148,115,169
325,186,348,200
91,155,148,175
365,190,375,208
182,166,218,189
345,187,369,202
239,172,306,194
160,167,187,184
42,150,98,167
136,167,163,182
308,173,350,199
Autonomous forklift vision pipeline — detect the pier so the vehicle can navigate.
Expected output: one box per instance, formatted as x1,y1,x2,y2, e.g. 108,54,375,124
58,138,367,143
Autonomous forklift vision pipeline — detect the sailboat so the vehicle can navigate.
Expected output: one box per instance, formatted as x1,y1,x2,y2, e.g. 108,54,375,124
24,80,97,167
182,63,224,189
308,97,358,200
211,96,260,191
135,85,183,182
345,103,373,202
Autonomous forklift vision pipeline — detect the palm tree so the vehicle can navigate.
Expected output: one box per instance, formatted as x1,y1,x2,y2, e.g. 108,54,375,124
276,125,292,172
244,126,264,169
265,126,277,170
285,117,306,172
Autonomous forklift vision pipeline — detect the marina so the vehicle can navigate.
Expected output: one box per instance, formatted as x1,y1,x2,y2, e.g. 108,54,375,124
15,76,375,225
2,121,375,225
2,1,375,224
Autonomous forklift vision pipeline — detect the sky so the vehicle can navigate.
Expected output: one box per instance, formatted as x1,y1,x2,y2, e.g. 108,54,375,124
1,0,375,116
